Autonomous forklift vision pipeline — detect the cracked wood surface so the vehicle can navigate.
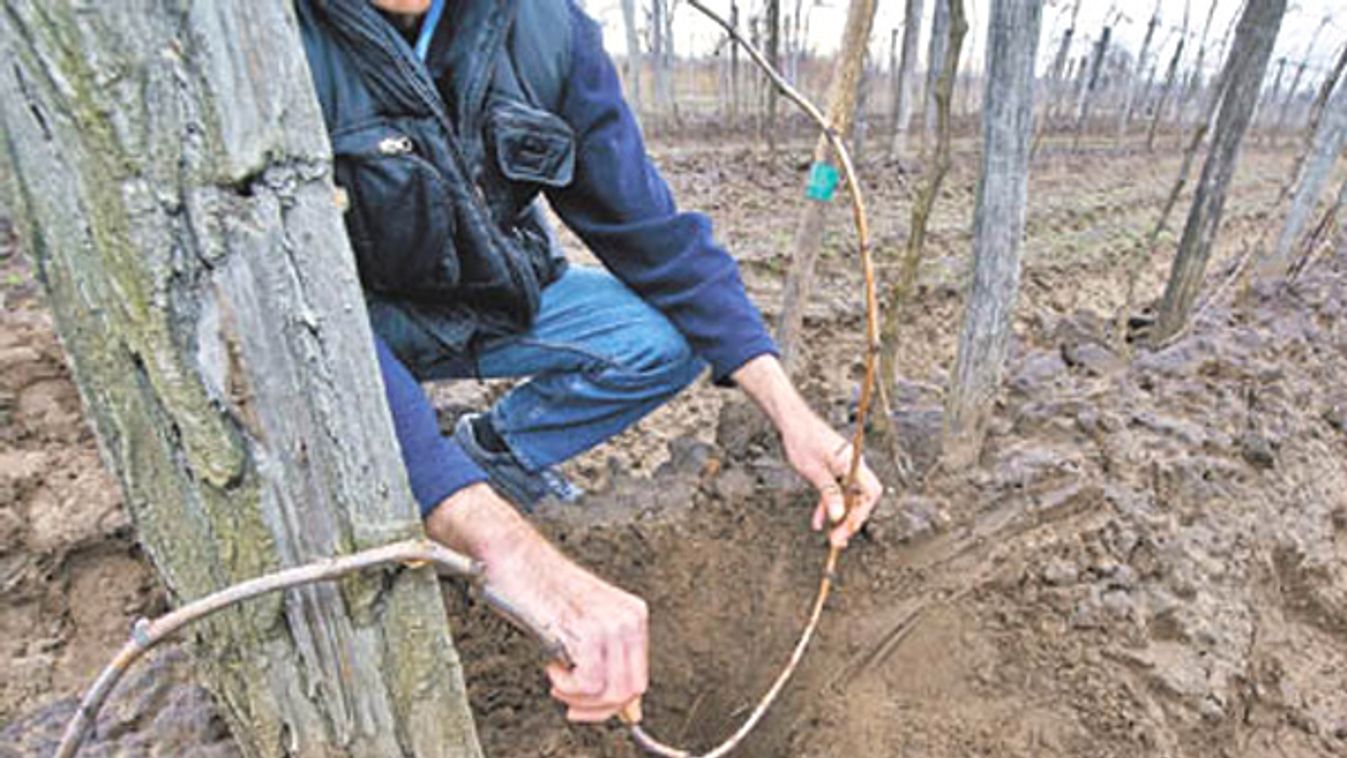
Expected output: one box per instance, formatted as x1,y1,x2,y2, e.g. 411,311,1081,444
0,2,480,755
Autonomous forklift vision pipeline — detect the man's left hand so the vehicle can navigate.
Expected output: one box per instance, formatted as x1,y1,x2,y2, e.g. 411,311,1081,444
731,355,883,548
779,410,882,548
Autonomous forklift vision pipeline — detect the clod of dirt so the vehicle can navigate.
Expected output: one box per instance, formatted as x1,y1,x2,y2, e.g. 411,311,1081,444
0,647,236,758
0,304,159,725
1062,340,1126,377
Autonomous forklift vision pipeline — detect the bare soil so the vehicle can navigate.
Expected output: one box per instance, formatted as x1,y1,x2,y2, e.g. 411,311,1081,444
2,137,1346,757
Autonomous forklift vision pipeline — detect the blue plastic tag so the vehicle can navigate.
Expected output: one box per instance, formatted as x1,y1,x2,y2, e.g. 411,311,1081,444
805,161,840,202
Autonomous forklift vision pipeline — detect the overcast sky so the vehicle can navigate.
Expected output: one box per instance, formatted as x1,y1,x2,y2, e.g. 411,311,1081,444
587,0,1344,81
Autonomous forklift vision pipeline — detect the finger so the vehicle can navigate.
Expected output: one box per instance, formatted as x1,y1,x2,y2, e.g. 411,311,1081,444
820,483,846,524
629,608,649,697
620,697,644,724
829,471,885,547
600,628,628,709
550,686,621,711
546,642,605,698
566,704,621,723
812,499,827,531
829,523,851,549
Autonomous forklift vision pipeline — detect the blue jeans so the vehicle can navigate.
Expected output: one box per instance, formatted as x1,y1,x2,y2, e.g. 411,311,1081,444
420,266,706,472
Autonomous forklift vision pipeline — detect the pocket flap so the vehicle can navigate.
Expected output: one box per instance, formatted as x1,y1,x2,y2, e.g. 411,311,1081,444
488,99,575,188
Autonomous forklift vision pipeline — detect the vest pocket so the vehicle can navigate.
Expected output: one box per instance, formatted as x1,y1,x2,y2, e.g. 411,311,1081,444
486,98,575,188
331,118,459,299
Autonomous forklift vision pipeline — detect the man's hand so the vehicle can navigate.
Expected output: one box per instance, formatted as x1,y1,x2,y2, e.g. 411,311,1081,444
731,355,883,548
426,483,648,722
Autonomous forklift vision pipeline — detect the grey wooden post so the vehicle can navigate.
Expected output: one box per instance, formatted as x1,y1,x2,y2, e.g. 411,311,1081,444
0,2,481,755
1154,0,1288,342
943,0,1043,468
1262,74,1347,276
923,0,952,149
888,0,926,157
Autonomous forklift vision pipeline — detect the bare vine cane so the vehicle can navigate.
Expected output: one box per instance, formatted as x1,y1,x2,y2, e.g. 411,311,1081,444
53,539,572,758
618,1,881,755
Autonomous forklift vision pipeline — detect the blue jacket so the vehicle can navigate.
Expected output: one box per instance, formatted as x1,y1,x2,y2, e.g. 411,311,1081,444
369,0,778,514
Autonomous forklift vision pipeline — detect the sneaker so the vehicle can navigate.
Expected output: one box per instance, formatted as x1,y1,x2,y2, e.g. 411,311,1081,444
452,414,582,511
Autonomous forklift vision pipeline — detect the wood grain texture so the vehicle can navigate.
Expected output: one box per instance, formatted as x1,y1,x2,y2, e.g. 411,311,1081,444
1264,67,1347,275
0,2,481,755
1155,0,1287,342
775,0,879,372
943,0,1043,469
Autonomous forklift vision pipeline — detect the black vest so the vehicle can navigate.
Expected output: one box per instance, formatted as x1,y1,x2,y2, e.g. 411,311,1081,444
297,0,572,373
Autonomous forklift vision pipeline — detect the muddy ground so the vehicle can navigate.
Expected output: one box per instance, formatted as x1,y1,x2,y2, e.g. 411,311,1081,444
2,135,1345,757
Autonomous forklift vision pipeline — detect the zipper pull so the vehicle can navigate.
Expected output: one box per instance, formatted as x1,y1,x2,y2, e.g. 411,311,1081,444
378,135,414,156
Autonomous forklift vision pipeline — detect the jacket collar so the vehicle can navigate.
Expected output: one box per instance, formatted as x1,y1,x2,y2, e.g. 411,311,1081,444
310,0,517,137
425,0,517,137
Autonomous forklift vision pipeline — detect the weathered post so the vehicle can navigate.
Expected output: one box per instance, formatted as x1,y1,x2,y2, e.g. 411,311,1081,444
652,0,673,119
0,2,480,755
1118,1,1162,142
1259,56,1289,131
1272,14,1331,138
881,0,967,408
1044,0,1083,125
1153,0,1287,342
731,1,742,120
922,0,953,150
777,0,880,370
766,0,782,148
1072,22,1112,148
621,0,644,114
943,0,1043,468
1260,73,1347,277
888,0,926,157
1176,0,1220,139
1307,42,1347,131
1147,8,1190,151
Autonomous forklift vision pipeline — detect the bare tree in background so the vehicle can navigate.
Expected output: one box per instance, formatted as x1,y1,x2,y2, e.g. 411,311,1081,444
943,0,1044,468
958,1,981,119
788,0,807,83
731,1,743,120
1272,13,1333,139
1176,0,1221,138
922,0,953,150
1118,0,1162,142
1044,0,1082,123
853,53,878,160
1259,69,1347,277
889,26,902,131
1288,175,1347,278
0,2,481,755
1209,0,1244,72
652,0,673,115
1153,0,1287,343
888,0,926,158
1259,56,1289,130
621,0,644,114
776,0,881,371
881,0,968,418
1148,2,1190,151
1306,42,1347,130
1072,16,1114,147
766,0,782,148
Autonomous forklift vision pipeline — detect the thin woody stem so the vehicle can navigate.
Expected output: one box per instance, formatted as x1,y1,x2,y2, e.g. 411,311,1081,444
55,539,550,758
630,2,878,756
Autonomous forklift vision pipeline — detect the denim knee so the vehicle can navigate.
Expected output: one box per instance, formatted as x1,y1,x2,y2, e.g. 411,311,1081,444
600,323,704,395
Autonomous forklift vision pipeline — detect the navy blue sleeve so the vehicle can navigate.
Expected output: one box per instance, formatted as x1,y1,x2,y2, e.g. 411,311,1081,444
374,335,488,517
547,1,778,384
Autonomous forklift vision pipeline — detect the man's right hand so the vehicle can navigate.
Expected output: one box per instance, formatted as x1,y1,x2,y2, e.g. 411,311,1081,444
425,483,649,722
